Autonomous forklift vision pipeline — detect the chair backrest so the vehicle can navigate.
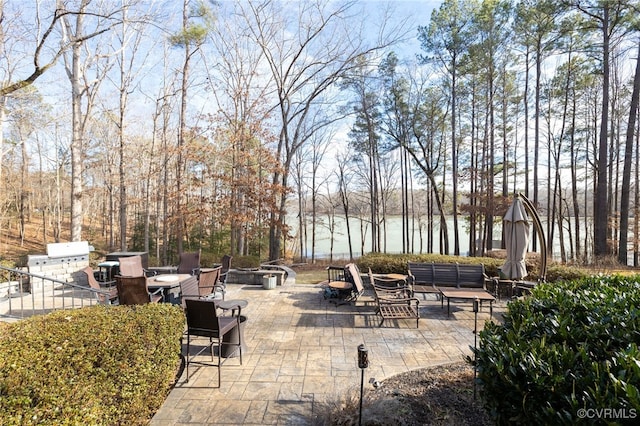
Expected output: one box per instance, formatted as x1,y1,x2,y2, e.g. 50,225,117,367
432,263,459,288
198,267,222,297
345,263,365,296
220,255,233,283
116,275,151,305
83,266,108,304
456,263,487,288
185,298,221,337
118,256,145,277
178,251,200,275
368,268,412,299
221,255,232,274
179,275,200,300
407,262,435,286
367,269,407,290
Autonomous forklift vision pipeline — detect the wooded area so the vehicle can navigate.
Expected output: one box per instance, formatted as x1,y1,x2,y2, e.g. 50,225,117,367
1,0,639,266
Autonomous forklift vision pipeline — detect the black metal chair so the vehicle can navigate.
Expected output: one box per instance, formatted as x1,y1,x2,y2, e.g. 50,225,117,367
184,298,243,386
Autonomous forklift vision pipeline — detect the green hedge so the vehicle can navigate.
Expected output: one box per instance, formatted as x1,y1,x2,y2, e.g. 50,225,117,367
357,252,586,282
474,275,640,425
0,303,185,425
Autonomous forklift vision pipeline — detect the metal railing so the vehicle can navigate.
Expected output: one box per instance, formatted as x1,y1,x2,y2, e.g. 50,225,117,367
0,266,105,321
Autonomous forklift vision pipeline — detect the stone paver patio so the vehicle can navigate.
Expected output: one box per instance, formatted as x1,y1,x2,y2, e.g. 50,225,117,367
150,280,505,425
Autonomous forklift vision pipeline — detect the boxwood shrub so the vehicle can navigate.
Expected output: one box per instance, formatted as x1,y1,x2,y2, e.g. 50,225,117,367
474,275,640,425
0,303,185,425
358,252,586,282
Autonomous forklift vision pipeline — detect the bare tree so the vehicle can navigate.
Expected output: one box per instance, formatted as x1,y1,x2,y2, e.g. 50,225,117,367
59,0,125,241
0,2,111,97
239,0,409,260
205,4,278,257
109,3,159,251
335,151,355,261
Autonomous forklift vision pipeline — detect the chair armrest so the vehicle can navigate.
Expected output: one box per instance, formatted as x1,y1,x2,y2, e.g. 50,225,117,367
482,273,490,284
100,279,117,288
144,269,158,277
93,288,112,296
217,300,243,317
149,287,164,297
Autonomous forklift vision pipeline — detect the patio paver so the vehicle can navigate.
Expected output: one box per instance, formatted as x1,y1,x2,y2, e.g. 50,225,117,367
150,280,505,425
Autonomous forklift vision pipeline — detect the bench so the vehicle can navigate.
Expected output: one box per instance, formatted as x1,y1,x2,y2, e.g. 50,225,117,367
368,270,420,328
407,262,456,297
407,262,494,317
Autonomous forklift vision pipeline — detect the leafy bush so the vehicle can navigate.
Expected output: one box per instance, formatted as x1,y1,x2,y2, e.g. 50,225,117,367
473,275,640,425
0,303,185,425
232,255,262,268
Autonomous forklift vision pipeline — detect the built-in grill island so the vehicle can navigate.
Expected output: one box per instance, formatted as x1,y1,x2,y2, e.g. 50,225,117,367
26,242,92,290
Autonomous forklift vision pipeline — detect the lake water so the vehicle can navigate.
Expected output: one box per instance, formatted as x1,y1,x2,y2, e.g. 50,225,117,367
289,215,567,261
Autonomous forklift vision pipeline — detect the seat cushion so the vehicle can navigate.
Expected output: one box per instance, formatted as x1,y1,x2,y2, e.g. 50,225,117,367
218,317,238,335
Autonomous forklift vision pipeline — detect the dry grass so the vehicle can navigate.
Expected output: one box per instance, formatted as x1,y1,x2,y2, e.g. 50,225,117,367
291,261,338,284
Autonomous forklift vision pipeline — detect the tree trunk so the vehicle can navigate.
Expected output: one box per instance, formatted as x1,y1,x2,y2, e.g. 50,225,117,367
594,7,610,257
70,29,83,242
618,41,640,264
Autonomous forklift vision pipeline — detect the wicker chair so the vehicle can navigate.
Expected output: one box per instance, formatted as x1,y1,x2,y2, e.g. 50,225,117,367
117,255,156,277
82,266,118,305
198,266,225,300
220,254,233,283
115,275,163,305
177,251,200,275
184,298,243,386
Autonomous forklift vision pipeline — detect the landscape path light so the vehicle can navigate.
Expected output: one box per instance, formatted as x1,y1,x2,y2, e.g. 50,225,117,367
357,344,369,426
473,297,479,400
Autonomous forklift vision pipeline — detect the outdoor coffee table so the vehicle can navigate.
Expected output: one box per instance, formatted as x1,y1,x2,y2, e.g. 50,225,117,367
328,280,351,291
439,288,496,318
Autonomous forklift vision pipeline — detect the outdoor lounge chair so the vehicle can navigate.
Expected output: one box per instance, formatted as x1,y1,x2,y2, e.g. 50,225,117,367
115,275,164,305
82,266,118,305
184,298,243,386
368,269,420,328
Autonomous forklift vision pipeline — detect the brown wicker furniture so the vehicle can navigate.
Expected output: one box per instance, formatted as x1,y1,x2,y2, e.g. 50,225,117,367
82,266,118,305
116,275,163,305
184,298,243,386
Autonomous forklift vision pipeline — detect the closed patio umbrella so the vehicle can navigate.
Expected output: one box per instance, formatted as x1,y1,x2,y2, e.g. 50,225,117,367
501,197,530,280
